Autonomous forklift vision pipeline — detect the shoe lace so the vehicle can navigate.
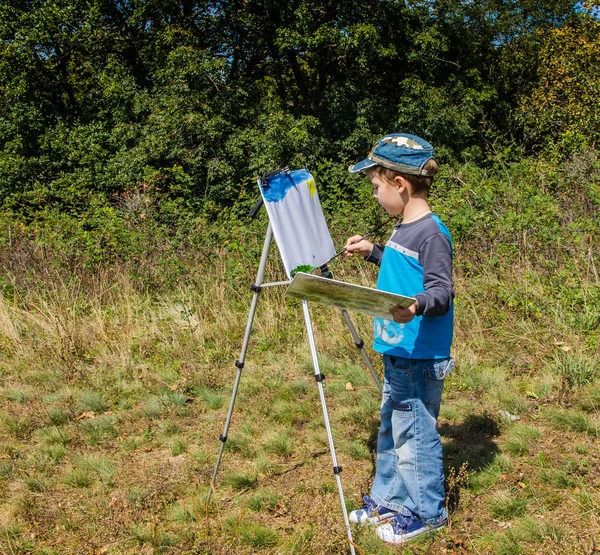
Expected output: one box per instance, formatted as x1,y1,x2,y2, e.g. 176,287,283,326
362,496,380,516
390,513,419,534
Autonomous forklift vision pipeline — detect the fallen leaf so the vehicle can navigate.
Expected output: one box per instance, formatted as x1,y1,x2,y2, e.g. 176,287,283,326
76,411,95,420
345,382,353,391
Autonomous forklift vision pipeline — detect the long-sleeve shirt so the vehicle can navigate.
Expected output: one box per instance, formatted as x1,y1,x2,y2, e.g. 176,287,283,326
365,213,454,359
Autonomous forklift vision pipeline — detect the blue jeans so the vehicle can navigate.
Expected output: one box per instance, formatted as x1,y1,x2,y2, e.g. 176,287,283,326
370,355,453,525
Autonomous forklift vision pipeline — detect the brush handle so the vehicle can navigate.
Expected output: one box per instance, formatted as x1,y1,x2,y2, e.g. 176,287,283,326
322,215,396,266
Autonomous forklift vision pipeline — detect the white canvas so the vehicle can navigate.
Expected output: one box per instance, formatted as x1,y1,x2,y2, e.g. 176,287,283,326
259,169,336,278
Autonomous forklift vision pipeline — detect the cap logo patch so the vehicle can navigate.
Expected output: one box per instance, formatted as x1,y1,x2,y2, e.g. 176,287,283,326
382,136,424,150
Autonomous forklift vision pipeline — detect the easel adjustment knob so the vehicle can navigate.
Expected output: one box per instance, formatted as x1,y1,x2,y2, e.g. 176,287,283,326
235,360,244,369
333,465,342,475
314,373,326,382
250,284,262,293
219,434,227,442
354,340,365,350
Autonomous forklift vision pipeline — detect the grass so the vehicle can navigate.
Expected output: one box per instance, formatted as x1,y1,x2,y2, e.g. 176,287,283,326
0,243,598,553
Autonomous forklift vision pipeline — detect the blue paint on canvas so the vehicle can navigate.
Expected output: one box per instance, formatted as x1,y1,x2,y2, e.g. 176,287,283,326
262,169,311,203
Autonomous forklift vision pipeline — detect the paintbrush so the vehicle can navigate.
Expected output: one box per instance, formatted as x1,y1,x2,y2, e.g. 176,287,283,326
321,214,397,267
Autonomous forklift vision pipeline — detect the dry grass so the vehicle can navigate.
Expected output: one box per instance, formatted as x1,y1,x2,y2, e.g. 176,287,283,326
0,248,598,554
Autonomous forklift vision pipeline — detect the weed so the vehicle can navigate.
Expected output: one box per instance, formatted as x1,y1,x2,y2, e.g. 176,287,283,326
64,453,115,487
262,428,294,457
143,390,189,419
578,385,600,412
25,475,47,492
78,414,119,445
195,386,224,410
539,468,579,488
339,362,371,387
64,466,92,488
246,488,280,512
128,487,153,506
159,420,182,437
47,407,68,425
224,434,256,458
282,525,315,554
224,471,258,490
503,425,541,456
170,438,186,456
78,390,109,413
487,488,529,520
269,398,312,425
254,456,282,477
545,408,599,436
2,412,34,439
347,439,371,460
35,426,70,445
30,444,66,471
495,387,527,416
551,352,597,388
130,524,178,549
170,500,198,522
0,461,14,478
238,522,280,549
2,388,28,403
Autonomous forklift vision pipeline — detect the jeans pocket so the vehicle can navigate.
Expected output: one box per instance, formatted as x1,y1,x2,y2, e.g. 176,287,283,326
426,358,454,380
391,400,413,417
387,355,412,372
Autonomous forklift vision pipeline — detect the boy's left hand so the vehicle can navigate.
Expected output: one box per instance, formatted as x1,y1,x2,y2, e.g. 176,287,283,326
389,302,418,324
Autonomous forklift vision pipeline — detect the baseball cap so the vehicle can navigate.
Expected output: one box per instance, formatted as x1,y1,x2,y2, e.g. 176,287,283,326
349,133,435,176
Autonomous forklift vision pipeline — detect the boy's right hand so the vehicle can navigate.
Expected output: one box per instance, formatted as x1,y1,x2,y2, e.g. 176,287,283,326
345,236,374,258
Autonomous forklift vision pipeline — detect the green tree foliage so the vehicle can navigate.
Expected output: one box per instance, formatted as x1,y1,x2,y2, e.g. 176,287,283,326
0,0,588,229
520,1,600,154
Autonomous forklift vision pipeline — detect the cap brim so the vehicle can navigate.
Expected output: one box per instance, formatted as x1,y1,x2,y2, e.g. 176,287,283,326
348,158,378,173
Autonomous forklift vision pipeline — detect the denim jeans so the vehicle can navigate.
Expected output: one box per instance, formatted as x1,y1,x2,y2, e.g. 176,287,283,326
370,355,454,525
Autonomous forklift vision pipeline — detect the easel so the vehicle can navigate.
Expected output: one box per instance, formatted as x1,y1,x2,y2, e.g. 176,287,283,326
206,169,383,554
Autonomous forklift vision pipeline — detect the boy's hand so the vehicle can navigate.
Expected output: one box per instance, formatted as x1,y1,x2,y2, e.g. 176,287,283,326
389,301,418,324
345,236,374,257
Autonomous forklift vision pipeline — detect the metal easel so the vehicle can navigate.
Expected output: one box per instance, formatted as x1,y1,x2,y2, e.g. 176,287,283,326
206,169,382,555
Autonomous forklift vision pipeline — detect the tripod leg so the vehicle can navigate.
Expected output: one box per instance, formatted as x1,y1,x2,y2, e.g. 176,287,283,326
207,224,273,504
302,301,356,555
340,309,383,395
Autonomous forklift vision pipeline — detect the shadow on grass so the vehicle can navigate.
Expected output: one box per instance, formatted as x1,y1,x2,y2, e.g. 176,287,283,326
440,413,500,510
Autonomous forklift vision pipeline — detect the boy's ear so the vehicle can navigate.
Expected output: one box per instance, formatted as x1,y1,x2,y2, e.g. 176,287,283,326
394,175,409,193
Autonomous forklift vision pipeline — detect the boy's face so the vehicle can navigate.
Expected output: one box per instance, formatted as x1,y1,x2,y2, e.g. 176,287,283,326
367,171,406,216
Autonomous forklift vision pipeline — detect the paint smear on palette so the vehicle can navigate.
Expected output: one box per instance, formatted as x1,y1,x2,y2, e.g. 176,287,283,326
262,169,311,202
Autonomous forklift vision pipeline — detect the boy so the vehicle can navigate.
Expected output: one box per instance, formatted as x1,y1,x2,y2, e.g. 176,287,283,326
344,133,454,544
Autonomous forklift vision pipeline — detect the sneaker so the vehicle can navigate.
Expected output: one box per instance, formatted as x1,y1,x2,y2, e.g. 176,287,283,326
376,512,446,544
349,495,397,526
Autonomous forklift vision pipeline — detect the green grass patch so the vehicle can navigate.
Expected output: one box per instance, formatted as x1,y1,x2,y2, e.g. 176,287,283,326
246,488,280,512
550,353,597,388
502,425,541,456
545,408,599,437
78,390,109,413
224,471,258,490
262,428,294,458
487,488,529,520
238,522,280,549
194,386,224,410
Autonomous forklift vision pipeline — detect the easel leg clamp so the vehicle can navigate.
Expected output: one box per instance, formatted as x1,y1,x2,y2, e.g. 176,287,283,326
314,373,325,382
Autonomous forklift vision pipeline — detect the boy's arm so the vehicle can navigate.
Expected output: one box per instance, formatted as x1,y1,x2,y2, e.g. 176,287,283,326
364,244,384,266
414,233,454,316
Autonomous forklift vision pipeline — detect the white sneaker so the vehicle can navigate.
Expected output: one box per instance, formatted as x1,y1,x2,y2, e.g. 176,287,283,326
349,495,397,526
